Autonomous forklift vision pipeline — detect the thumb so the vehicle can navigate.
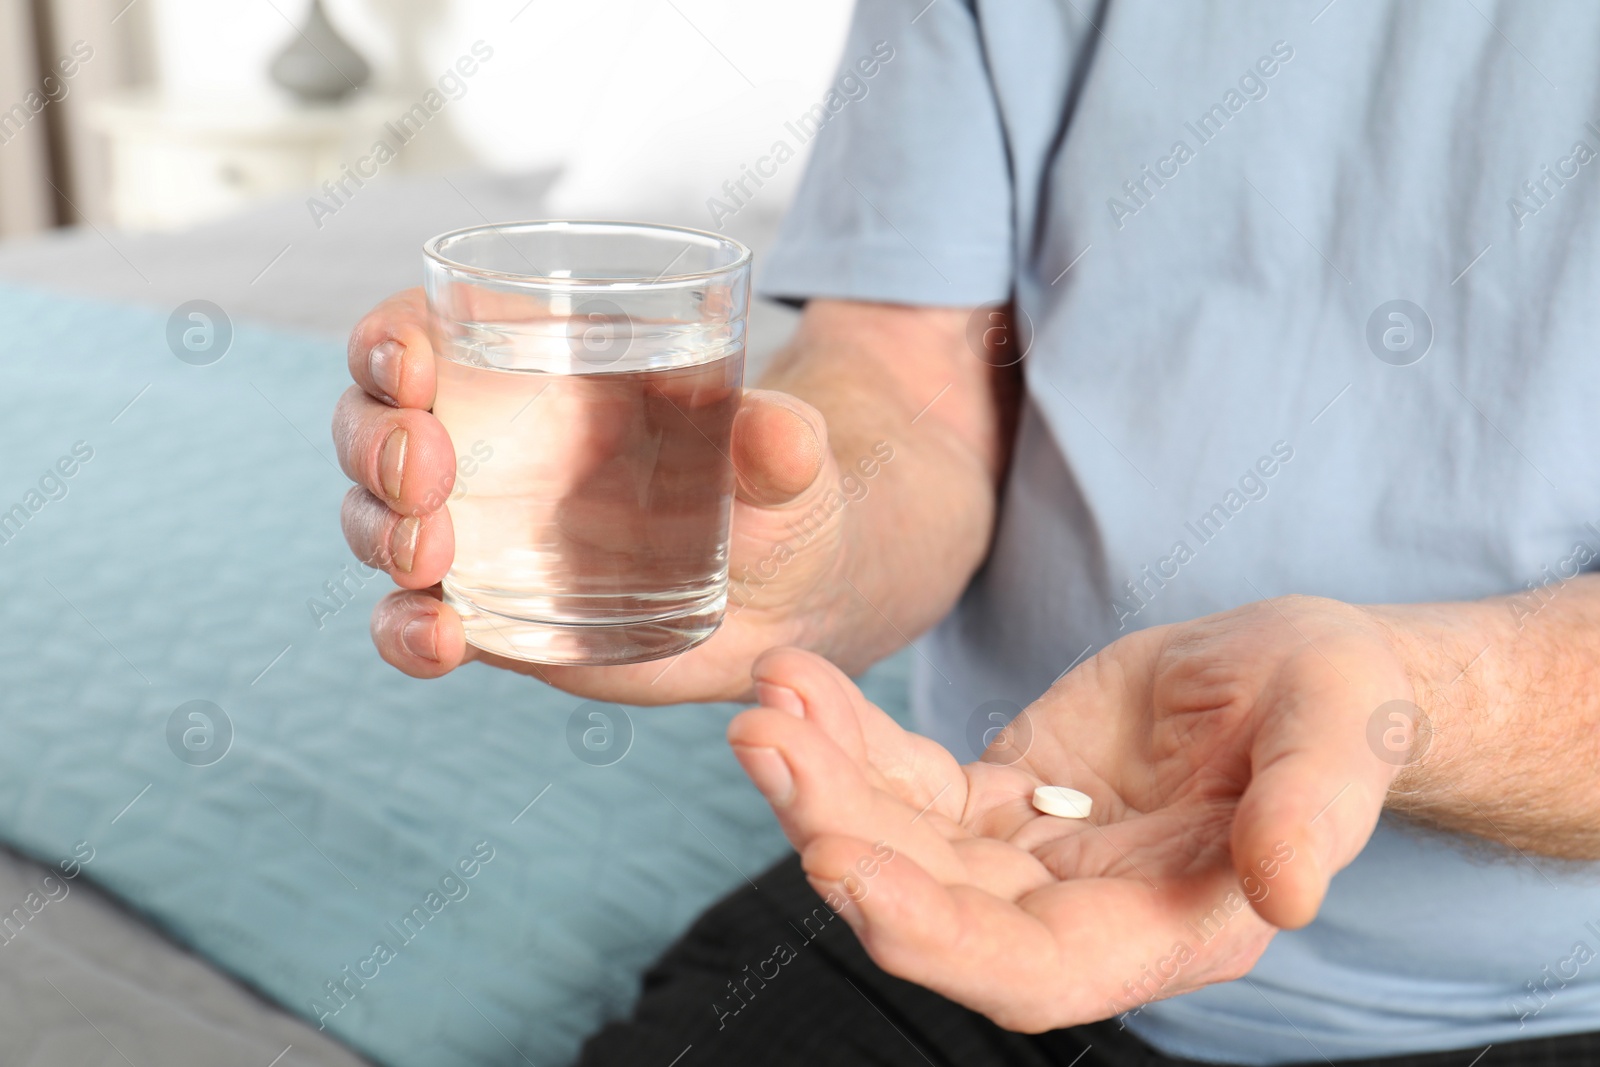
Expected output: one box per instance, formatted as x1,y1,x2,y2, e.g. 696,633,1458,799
731,389,828,507
1230,689,1401,930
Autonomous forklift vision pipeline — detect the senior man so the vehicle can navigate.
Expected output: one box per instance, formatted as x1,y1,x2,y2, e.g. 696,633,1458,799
332,1,1600,1064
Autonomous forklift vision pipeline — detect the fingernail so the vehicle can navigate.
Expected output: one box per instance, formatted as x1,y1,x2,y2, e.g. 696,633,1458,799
390,516,420,573
380,427,407,500
369,340,404,403
401,615,437,661
756,681,805,718
764,396,817,440
733,745,794,806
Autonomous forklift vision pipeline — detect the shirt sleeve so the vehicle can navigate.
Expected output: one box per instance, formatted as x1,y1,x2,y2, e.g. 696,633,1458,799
758,0,1014,308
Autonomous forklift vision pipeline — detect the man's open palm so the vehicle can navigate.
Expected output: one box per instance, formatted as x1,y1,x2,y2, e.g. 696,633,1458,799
729,596,1416,1031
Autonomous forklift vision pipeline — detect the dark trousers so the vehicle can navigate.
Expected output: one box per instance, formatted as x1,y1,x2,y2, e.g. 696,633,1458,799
578,853,1600,1067
582,857,1600,1067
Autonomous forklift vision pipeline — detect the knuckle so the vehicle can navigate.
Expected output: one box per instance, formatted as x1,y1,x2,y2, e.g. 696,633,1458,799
338,484,368,525
332,383,365,420
339,488,387,554
347,310,393,369
331,386,372,453
347,320,372,366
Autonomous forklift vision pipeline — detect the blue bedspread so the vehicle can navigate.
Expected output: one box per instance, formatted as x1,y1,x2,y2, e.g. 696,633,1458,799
0,283,911,1066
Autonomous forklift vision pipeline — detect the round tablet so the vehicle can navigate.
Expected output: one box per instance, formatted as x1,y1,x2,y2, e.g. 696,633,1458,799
1032,785,1092,819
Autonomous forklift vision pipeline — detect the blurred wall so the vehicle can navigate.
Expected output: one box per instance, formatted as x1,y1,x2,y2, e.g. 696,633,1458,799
146,0,855,220
0,0,154,234
0,0,54,236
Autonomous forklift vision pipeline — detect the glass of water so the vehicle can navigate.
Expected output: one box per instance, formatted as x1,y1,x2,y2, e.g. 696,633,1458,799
422,221,750,666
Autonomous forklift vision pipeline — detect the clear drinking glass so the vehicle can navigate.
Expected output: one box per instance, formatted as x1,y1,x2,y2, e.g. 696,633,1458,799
422,220,750,666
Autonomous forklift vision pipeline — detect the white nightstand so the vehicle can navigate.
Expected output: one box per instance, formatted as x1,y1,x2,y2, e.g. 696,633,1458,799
86,91,403,231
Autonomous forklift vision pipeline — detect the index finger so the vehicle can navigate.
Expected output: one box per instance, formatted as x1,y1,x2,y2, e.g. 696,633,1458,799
347,287,437,409
749,648,968,818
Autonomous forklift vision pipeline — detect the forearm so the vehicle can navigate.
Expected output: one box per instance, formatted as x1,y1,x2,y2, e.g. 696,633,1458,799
758,300,1017,671
1370,574,1600,859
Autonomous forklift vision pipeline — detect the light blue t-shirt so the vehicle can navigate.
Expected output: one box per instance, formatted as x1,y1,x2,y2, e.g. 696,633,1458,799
758,0,1600,1062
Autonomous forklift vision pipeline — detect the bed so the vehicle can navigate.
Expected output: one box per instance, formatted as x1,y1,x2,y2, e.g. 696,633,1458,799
0,169,912,1066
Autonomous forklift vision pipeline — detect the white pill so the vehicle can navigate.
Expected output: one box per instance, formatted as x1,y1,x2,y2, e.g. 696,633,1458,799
1032,786,1092,819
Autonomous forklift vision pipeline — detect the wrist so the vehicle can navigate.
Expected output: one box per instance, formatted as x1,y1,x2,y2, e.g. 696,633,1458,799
1358,598,1509,806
